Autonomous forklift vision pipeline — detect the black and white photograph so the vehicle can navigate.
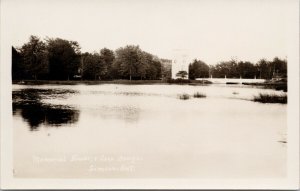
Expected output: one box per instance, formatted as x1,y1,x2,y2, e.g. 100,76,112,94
0,0,299,189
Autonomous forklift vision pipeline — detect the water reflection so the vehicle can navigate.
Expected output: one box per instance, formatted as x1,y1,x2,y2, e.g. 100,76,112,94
12,88,79,131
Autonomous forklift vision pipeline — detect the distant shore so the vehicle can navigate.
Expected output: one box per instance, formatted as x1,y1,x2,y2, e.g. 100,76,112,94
12,79,287,91
242,81,287,92
12,79,212,86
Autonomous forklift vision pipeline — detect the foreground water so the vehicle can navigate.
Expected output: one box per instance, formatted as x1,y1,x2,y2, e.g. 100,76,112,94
12,84,287,178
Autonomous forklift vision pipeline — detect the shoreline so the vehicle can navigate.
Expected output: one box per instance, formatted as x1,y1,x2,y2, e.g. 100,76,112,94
242,81,287,92
12,79,212,86
12,79,287,92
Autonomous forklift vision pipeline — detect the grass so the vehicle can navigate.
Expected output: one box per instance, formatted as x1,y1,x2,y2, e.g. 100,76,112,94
253,93,287,104
193,92,206,98
179,92,207,100
13,79,167,85
167,79,212,84
13,79,213,86
242,81,287,92
179,93,190,100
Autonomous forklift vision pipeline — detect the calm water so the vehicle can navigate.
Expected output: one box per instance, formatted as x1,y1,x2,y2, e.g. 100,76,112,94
13,83,287,178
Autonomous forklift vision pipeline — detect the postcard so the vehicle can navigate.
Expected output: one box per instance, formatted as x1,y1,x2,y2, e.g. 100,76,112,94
0,0,299,189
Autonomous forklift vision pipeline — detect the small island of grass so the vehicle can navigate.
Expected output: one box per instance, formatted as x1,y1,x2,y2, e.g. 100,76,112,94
253,93,287,104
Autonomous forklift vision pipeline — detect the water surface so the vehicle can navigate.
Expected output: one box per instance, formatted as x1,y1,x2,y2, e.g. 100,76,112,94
13,84,287,178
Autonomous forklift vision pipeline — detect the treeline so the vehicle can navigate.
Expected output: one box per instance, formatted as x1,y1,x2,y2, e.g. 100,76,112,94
188,58,287,80
12,35,168,81
13,35,287,81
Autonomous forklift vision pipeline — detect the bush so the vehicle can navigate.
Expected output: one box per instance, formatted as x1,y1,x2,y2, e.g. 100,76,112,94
193,92,206,98
179,93,190,100
167,79,191,84
253,93,287,104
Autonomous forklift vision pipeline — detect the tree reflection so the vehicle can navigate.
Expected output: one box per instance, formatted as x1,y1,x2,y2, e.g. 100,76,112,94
12,89,79,131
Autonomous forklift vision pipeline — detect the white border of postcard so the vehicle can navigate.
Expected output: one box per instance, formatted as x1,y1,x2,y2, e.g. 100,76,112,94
1,0,299,189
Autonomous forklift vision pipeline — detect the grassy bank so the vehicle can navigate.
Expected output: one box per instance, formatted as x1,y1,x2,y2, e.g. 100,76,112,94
13,79,212,85
242,80,287,92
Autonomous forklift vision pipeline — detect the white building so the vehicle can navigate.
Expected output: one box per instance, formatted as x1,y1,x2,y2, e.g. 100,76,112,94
171,49,190,79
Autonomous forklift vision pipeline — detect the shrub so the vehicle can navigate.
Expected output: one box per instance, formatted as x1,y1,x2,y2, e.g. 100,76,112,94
193,92,206,98
253,93,287,104
167,79,191,84
179,93,190,100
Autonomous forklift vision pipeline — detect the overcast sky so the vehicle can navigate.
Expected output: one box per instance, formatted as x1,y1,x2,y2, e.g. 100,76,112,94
5,0,289,65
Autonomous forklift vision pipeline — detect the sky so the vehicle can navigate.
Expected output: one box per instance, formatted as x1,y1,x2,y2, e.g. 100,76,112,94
4,0,289,65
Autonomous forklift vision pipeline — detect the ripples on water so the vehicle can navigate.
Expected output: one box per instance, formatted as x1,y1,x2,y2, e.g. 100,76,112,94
12,84,287,131
12,84,287,178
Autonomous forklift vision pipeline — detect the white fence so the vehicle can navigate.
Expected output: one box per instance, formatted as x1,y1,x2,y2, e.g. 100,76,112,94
197,78,266,84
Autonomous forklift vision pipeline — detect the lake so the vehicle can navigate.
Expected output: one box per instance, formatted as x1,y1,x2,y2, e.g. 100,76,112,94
12,83,287,178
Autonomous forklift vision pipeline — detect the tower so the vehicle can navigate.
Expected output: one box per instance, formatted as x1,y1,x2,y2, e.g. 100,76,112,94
171,49,189,79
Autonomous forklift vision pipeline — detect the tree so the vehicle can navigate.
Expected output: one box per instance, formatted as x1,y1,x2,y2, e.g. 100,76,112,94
113,45,163,80
81,52,102,80
114,45,141,80
188,59,209,80
161,59,172,79
237,61,256,78
270,57,287,78
176,70,188,79
256,59,269,79
46,38,81,80
210,59,256,79
150,58,162,80
99,48,115,79
110,58,122,79
12,46,24,80
19,35,49,80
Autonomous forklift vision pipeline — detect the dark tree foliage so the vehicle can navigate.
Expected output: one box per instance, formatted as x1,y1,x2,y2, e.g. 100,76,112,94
114,45,141,80
270,57,287,78
161,59,172,79
12,35,287,81
237,61,257,78
81,52,102,80
256,59,269,79
99,48,115,79
210,60,239,78
209,58,287,79
18,36,49,80
12,46,25,80
176,70,188,79
114,45,162,80
142,53,161,80
46,38,81,80
188,59,209,80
